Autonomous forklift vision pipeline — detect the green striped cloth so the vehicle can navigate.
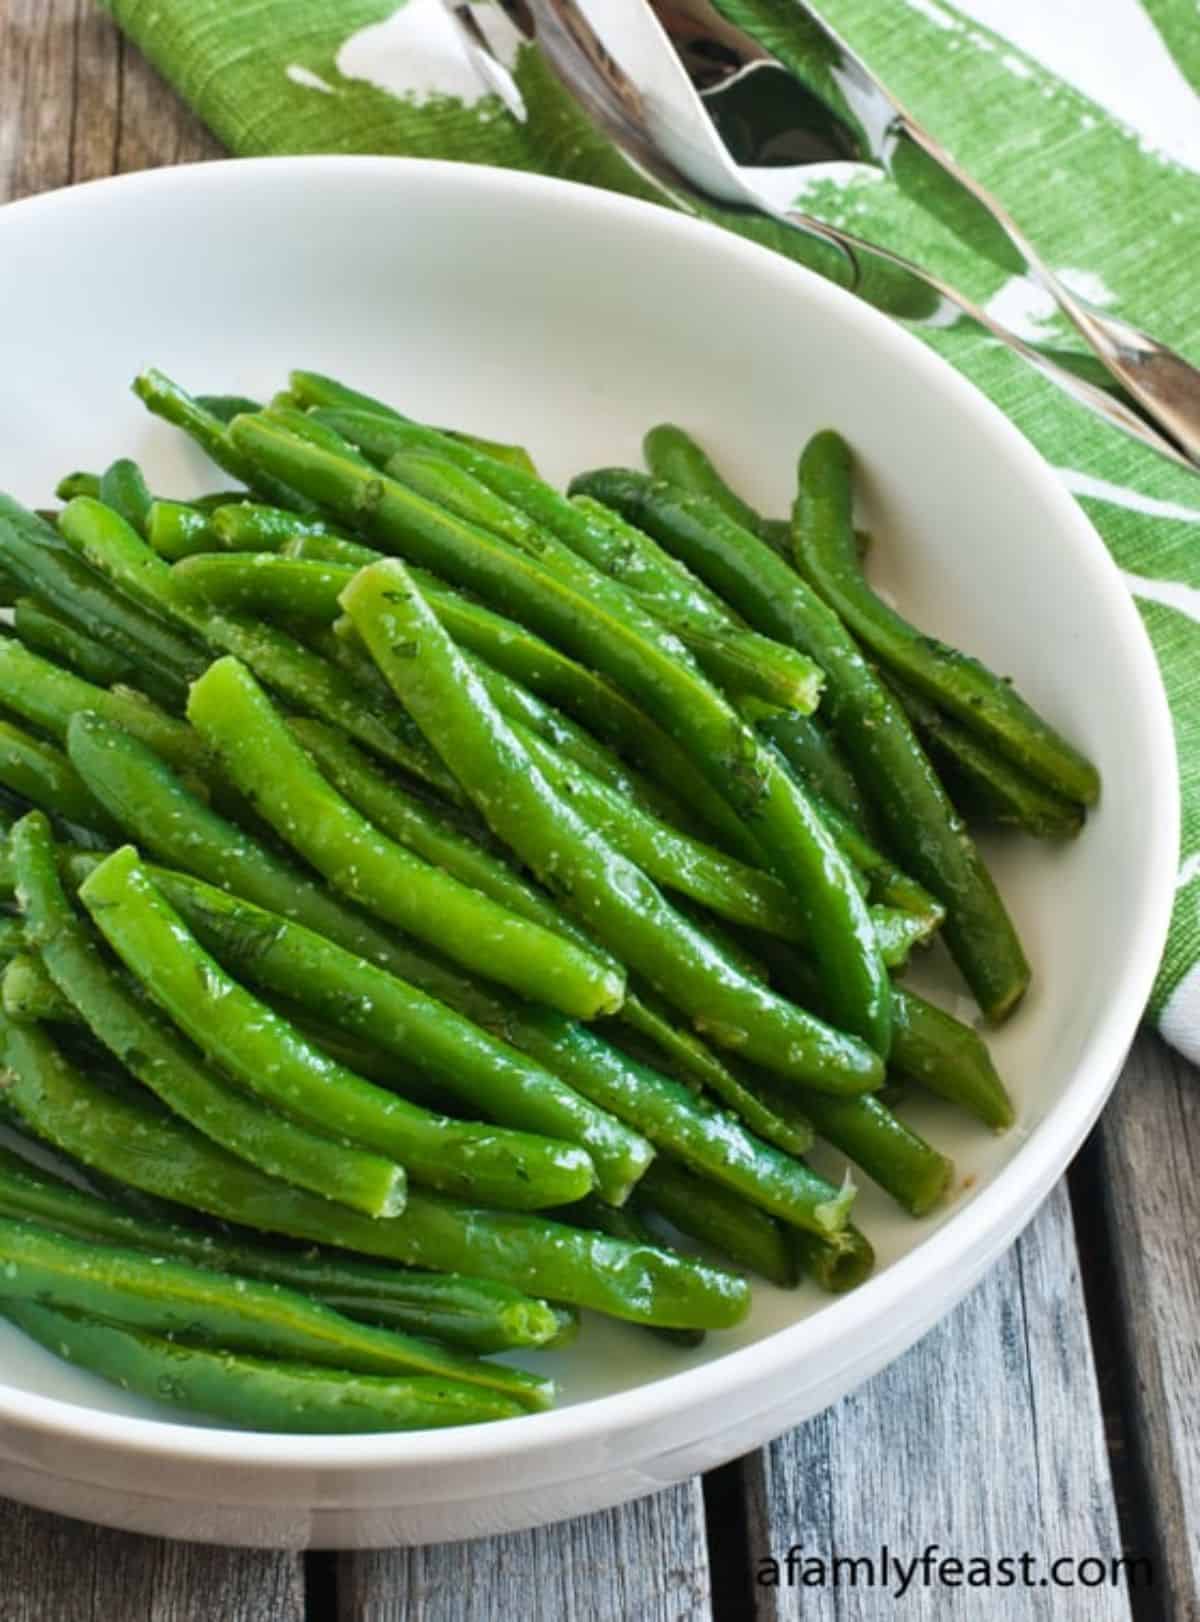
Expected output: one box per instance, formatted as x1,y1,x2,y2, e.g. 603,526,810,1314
101,0,1200,1057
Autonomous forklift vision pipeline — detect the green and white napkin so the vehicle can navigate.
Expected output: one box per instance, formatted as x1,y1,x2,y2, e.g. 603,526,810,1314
99,0,1200,1059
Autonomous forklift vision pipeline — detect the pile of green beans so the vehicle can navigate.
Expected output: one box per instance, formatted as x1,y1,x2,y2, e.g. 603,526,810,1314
0,367,1094,1435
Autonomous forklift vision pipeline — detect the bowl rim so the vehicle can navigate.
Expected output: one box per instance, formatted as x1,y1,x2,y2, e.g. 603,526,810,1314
0,152,1179,1474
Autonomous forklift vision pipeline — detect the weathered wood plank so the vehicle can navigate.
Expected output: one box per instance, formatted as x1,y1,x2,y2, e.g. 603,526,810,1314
0,1503,305,1622
1096,1030,1200,1619
338,1479,712,1622
0,0,221,207
743,1179,1136,1621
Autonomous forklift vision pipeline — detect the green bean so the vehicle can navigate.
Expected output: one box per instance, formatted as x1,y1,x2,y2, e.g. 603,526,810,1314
133,369,315,511
194,393,262,424
124,861,651,1206
14,813,411,1218
513,720,927,961
145,499,216,561
180,546,722,837
319,406,827,715
550,1194,704,1347
231,416,892,1055
287,717,579,938
4,1302,532,1431
56,496,466,796
0,1144,572,1353
383,439,822,712
98,459,153,536
343,559,884,1090
80,846,598,1210
760,935,1012,1132
13,597,136,687
55,471,102,502
0,495,200,705
747,703,872,833
614,987,815,1157
0,717,118,837
638,1159,796,1287
585,470,1029,1020
889,675,1084,840
643,424,790,553
0,638,208,779
0,1018,747,1328
446,430,537,475
791,1222,875,1293
0,916,27,957
793,1087,952,1215
211,502,346,551
889,985,1014,1130
0,1212,551,1410
2,954,74,1023
187,657,625,1019
792,431,1099,805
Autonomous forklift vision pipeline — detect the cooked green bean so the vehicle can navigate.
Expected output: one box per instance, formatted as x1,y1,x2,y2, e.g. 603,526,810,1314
13,596,136,687
889,675,1084,840
575,469,1029,1021
145,499,216,561
98,459,153,536
0,1017,748,1328
792,1087,952,1216
0,495,200,706
792,431,1099,805
0,717,118,837
549,1193,704,1347
194,393,263,424
889,985,1015,1130
0,638,208,778
56,495,465,796
211,502,346,551
638,1159,796,1287
747,703,872,833
230,415,892,1055
79,846,599,1210
383,439,822,712
643,423,791,553
791,1222,875,1293
0,1215,551,1410
0,1144,569,1352
55,471,102,502
133,368,314,511
187,657,625,1019
614,986,815,1158
287,717,582,938
120,861,652,1206
14,812,412,1217
3,1303,529,1432
2,953,74,1023
343,559,883,1092
759,935,1014,1132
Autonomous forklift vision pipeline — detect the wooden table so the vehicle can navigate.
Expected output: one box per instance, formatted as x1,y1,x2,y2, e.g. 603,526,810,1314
1,7,1195,1618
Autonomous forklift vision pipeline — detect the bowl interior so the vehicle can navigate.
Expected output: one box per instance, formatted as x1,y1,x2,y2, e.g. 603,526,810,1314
0,159,1174,1436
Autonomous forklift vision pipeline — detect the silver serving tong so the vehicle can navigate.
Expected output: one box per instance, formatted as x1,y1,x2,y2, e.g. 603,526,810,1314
447,0,1200,474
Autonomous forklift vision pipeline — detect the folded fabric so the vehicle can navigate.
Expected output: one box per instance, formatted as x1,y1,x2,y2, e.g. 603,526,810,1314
101,0,1200,1060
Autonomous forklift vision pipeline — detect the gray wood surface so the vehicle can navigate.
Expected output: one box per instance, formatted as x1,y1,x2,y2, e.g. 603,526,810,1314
0,5,1195,1621
338,1481,712,1622
744,1179,1135,1622
0,1500,304,1622
1099,1029,1200,1620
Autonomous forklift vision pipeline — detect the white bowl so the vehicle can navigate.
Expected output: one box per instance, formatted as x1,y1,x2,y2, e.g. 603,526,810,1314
0,157,1176,1548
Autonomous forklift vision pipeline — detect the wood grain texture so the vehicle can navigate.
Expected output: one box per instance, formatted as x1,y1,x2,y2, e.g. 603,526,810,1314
337,1481,712,1622
0,1501,304,1622
743,1180,1135,1622
1097,1030,1200,1621
0,0,221,207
